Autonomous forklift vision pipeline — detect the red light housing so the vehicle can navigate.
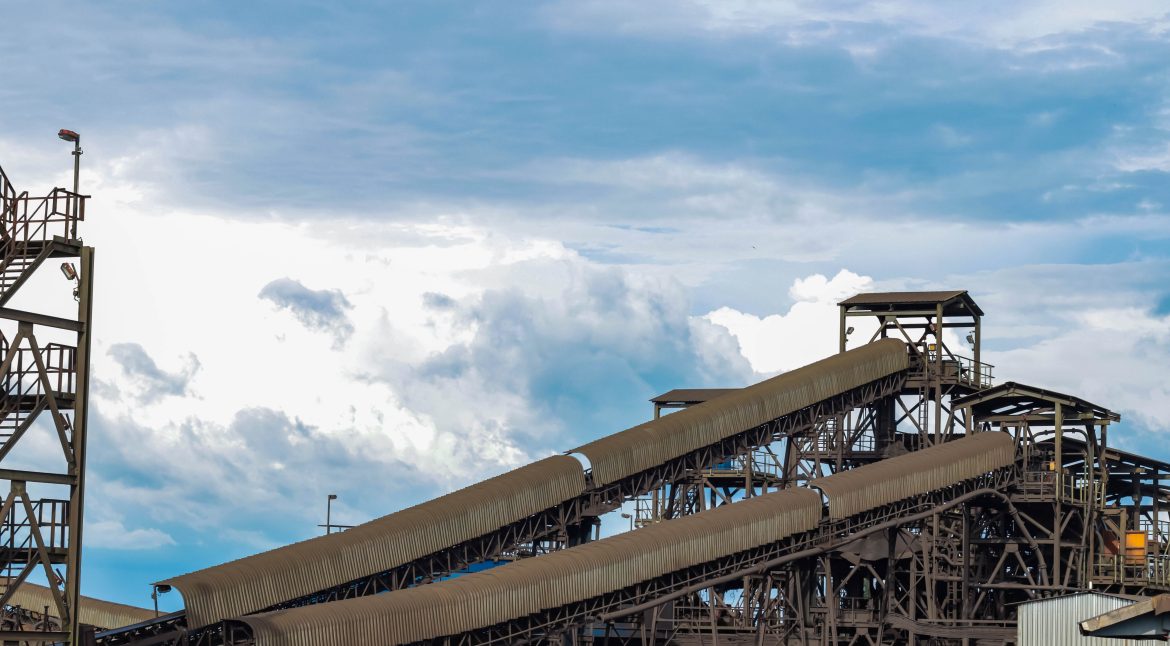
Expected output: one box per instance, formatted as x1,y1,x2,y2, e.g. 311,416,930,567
58,129,79,143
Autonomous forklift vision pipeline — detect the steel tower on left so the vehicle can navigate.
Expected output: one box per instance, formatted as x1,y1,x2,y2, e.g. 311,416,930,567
0,131,94,644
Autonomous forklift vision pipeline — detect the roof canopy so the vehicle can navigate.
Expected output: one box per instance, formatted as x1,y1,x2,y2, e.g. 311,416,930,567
953,381,1119,424
839,290,984,317
650,388,738,405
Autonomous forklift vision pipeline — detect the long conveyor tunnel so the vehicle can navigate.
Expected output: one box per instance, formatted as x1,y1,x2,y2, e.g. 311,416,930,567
226,432,1019,645
99,340,913,644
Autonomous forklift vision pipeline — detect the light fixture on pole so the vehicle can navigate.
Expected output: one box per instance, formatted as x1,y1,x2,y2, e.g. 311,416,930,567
57,129,82,239
60,262,80,301
326,494,338,535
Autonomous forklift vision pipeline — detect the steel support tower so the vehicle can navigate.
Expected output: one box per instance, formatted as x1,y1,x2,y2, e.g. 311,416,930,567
0,147,94,644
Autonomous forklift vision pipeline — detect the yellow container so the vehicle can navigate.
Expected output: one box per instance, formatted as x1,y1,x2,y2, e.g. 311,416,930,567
1125,531,1147,565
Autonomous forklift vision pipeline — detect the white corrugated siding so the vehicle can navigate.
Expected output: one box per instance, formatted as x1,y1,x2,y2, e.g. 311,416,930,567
1018,593,1139,646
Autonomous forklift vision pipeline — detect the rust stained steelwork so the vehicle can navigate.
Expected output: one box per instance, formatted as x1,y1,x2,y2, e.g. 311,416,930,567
233,432,1014,646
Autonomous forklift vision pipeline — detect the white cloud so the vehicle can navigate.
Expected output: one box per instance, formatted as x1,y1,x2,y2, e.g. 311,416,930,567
704,270,873,373
1115,142,1170,173
12,172,751,543
544,0,1170,51
988,307,1170,433
87,520,176,550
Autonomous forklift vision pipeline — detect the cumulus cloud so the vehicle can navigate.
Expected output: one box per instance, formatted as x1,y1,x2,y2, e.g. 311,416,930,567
259,278,354,346
988,306,1170,436
76,204,754,572
106,343,200,404
704,270,874,374
86,520,176,551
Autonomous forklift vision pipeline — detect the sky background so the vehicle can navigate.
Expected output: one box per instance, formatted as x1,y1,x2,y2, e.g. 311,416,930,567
2,0,1170,610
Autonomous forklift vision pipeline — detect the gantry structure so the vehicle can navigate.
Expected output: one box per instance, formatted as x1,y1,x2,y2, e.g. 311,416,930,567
0,143,95,645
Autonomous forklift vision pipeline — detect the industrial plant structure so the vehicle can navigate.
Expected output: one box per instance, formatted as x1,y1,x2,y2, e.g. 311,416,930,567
3,148,1169,644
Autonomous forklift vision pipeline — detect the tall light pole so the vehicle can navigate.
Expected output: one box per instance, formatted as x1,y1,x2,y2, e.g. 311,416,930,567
57,129,81,239
326,494,337,535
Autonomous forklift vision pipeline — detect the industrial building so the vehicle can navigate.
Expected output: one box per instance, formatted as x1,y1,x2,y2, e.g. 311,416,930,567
4,151,1170,644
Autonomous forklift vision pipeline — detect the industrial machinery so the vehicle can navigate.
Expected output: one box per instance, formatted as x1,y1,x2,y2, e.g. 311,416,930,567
3,149,1165,645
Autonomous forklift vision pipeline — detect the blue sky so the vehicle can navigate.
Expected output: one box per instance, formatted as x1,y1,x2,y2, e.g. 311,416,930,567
2,1,1170,610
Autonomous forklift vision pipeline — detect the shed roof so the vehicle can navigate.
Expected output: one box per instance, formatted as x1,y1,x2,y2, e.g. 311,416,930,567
953,381,1119,423
839,290,983,317
650,388,738,405
1017,591,1143,607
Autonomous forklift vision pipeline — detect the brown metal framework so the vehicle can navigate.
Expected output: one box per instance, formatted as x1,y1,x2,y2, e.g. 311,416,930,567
0,160,94,645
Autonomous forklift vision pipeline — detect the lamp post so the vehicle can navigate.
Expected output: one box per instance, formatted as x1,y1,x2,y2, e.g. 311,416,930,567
326,494,337,535
57,129,82,239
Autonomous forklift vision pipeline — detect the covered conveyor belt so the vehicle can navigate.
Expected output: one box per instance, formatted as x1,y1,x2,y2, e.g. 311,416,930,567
233,432,1015,646
3,582,157,631
153,340,910,632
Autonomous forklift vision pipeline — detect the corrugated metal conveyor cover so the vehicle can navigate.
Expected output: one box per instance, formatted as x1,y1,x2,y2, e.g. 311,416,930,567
574,339,910,487
160,455,586,629
813,431,1015,520
239,487,824,646
4,582,157,631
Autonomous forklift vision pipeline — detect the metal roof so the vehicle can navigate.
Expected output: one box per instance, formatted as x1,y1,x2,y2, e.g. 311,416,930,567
650,388,738,404
1080,594,1170,639
839,290,984,317
5,582,157,631
1017,591,1143,606
953,381,1120,422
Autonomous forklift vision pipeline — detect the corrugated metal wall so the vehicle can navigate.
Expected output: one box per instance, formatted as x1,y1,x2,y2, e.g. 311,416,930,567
1018,593,1138,645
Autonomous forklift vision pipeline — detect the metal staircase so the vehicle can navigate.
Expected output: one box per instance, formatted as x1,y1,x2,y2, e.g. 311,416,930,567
0,164,85,307
0,155,93,645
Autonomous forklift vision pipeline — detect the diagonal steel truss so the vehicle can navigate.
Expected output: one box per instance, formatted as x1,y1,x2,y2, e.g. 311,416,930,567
0,161,94,645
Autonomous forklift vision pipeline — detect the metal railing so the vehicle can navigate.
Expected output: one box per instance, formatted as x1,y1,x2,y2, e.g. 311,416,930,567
1093,553,1170,588
1,188,84,248
700,449,784,479
1019,469,1104,507
0,497,70,560
912,343,994,388
0,165,16,225
0,336,77,400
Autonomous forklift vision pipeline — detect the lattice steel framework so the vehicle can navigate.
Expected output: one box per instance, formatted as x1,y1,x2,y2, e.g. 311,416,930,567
0,153,94,645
